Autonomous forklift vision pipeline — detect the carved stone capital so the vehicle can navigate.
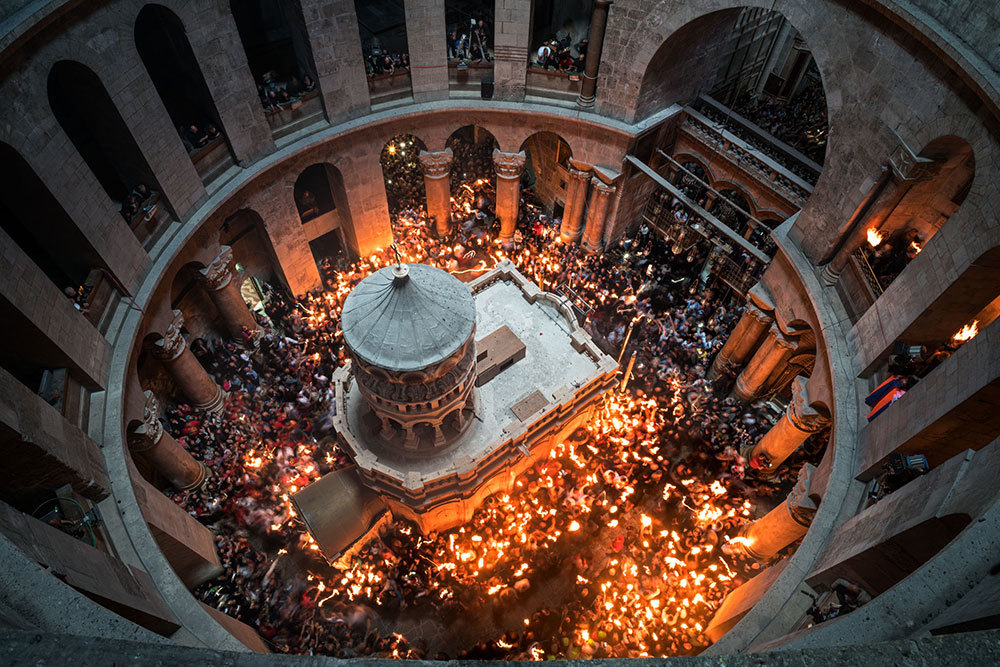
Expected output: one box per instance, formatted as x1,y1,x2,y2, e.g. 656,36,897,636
152,310,186,360
128,390,164,452
199,245,234,291
746,303,773,327
769,325,797,352
419,149,454,179
889,140,938,182
568,166,591,183
590,177,616,196
786,463,818,526
786,376,830,433
492,150,526,179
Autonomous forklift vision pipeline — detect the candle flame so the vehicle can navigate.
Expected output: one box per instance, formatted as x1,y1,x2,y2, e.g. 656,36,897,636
866,227,883,247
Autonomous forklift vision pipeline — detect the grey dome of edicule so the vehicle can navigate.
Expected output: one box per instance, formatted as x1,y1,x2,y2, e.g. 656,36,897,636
340,263,476,372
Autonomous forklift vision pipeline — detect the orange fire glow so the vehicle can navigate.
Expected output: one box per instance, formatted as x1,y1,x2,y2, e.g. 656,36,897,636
866,227,883,247
953,320,979,343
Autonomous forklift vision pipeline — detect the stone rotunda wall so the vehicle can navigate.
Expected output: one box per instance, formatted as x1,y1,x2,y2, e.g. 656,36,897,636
0,0,997,659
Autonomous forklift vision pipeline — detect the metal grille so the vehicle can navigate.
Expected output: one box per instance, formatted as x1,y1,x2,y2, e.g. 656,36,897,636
853,248,884,296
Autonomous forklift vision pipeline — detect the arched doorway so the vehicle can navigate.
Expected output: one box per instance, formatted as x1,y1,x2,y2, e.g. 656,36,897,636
135,5,236,179
294,163,356,280
519,131,573,216
446,125,499,193
677,160,710,202
862,136,975,292
715,187,753,237
47,60,171,231
380,134,428,215
636,8,829,169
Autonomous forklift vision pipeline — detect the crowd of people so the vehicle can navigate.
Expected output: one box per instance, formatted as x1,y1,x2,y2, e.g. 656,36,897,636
362,39,410,78
119,182,160,226
533,36,587,74
256,70,317,113
862,227,923,290
179,122,223,153
448,18,492,64
729,79,828,166
152,140,830,658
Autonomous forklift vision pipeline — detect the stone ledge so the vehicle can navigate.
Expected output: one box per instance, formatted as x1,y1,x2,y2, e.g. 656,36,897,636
0,627,997,665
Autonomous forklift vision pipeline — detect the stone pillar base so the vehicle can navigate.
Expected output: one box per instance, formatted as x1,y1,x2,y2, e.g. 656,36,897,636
820,263,841,287
196,386,227,414
176,462,209,492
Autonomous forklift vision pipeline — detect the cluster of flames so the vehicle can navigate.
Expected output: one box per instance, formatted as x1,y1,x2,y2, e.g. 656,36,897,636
230,186,760,657
952,319,979,343
291,392,755,657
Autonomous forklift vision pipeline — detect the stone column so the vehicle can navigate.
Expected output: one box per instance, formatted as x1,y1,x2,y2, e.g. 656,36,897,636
151,310,226,413
128,391,207,491
725,464,816,560
493,150,526,242
577,0,614,109
492,0,532,101
708,302,773,380
704,191,717,211
403,0,448,102
743,377,830,476
581,177,617,252
198,246,260,345
419,149,454,236
559,166,592,243
821,146,937,286
733,324,796,403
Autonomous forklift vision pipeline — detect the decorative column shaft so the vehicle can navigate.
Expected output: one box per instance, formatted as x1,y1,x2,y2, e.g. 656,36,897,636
128,391,207,491
577,0,614,109
199,246,259,344
725,464,816,560
560,166,592,243
708,303,773,380
493,150,526,242
743,376,830,476
822,146,938,286
733,324,796,402
151,310,226,412
419,149,454,237
581,177,616,252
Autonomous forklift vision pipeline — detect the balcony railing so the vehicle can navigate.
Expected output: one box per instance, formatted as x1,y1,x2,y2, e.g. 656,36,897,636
368,70,412,106
680,108,812,207
692,95,822,185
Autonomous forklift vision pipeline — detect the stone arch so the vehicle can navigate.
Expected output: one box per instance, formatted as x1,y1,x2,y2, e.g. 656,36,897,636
380,134,429,215
135,4,237,166
673,152,716,184
519,131,573,211
47,59,173,222
446,125,500,194
620,4,835,130
294,162,358,260
633,9,745,122
715,185,756,236
864,136,976,292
